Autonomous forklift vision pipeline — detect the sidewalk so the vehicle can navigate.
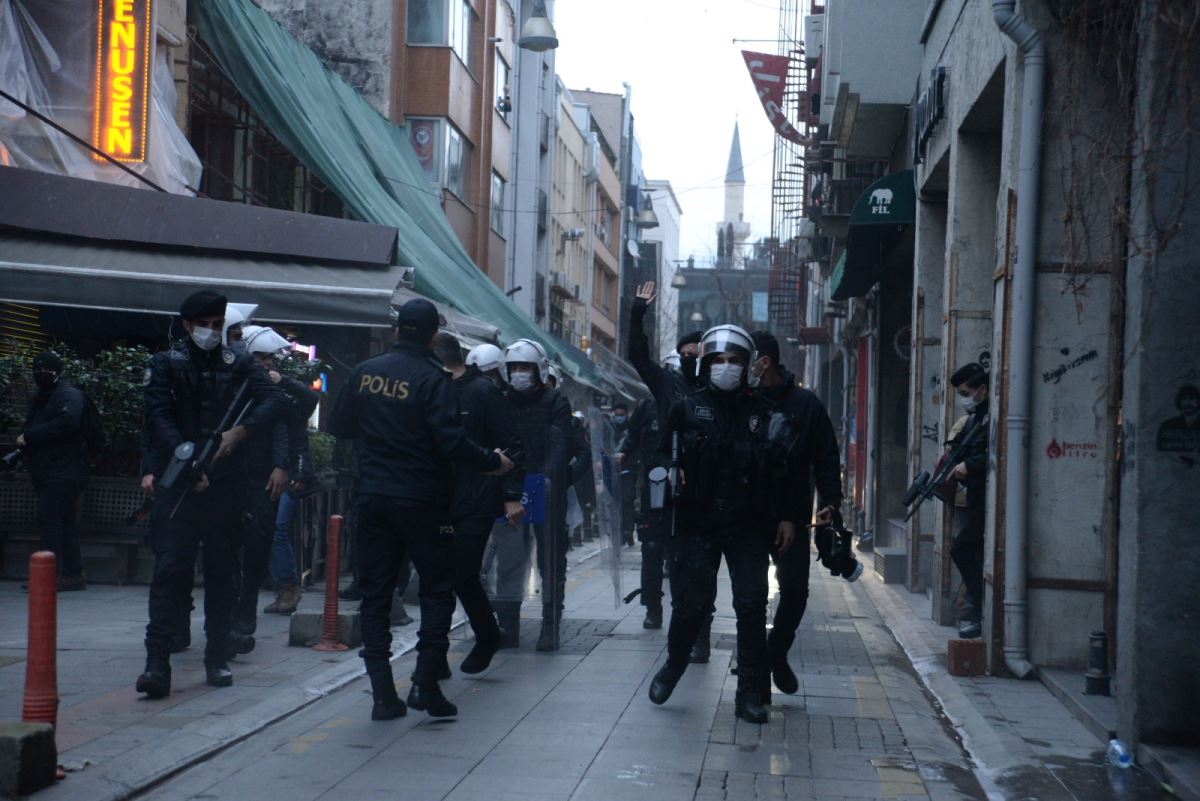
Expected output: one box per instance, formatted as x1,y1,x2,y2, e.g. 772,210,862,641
860,573,1174,800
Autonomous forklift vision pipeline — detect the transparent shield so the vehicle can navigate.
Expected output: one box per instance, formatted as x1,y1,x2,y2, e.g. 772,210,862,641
587,408,624,607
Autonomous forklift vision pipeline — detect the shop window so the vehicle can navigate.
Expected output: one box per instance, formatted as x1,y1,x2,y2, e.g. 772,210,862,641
445,124,469,200
490,172,506,236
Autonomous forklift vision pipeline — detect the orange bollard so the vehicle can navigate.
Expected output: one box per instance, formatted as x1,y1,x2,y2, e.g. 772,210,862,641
23,551,59,728
314,515,348,652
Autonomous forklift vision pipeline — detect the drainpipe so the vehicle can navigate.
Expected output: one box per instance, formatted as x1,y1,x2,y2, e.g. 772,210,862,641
993,0,1044,680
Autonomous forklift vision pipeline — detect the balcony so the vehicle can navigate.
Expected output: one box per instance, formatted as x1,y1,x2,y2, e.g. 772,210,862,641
811,158,888,239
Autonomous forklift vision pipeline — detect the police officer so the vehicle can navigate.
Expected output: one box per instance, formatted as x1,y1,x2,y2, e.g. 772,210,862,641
748,331,842,696
433,335,526,674
647,324,802,725
621,397,667,627
137,290,286,699
329,300,512,721
499,338,573,651
17,351,91,591
948,362,990,639
628,280,712,661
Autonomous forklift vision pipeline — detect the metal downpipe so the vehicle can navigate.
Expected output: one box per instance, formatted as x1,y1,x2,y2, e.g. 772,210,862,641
993,0,1044,679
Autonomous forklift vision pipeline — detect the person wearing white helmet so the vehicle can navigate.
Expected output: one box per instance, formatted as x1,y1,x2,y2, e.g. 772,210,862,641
465,343,507,387
221,303,258,348
499,338,573,651
661,352,682,372
646,324,804,726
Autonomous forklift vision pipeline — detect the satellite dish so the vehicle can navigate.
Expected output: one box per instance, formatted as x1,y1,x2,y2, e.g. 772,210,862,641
627,240,640,259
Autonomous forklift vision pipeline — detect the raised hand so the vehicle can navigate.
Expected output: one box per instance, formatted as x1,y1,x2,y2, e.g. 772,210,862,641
635,282,658,304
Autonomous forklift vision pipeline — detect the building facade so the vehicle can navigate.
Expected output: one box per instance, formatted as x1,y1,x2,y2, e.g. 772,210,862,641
641,179,683,361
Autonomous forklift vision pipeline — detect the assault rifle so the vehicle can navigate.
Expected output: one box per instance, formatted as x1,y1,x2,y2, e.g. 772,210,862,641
159,382,253,518
902,416,987,521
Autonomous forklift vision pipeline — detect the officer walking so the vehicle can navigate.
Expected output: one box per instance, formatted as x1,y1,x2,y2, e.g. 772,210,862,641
17,351,92,591
621,397,666,628
432,335,526,675
498,339,573,651
748,331,842,696
137,290,285,699
647,325,802,724
628,280,712,662
329,300,512,721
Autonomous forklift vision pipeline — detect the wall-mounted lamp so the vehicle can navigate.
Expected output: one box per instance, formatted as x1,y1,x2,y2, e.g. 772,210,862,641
518,0,558,51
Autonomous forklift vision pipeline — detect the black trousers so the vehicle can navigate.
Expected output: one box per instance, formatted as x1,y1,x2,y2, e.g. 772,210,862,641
235,483,277,623
666,527,770,693
35,481,86,579
768,533,811,654
453,514,501,643
356,494,453,686
531,519,568,621
950,504,985,619
638,510,674,609
146,476,245,661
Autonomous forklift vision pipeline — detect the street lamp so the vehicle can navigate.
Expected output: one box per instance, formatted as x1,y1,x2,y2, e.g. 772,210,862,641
689,310,704,324
518,0,558,51
670,270,687,288
636,192,659,229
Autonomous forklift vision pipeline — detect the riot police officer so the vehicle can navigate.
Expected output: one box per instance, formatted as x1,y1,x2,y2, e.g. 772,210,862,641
433,335,526,675
749,331,842,696
647,325,802,724
137,290,286,699
621,397,667,627
498,339,573,651
628,280,712,661
329,300,512,721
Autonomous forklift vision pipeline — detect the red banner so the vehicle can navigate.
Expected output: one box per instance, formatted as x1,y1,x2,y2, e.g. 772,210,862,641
742,51,811,146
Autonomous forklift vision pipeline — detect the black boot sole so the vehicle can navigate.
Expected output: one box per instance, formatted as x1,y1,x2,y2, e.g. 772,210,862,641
406,689,458,718
136,673,170,699
735,704,769,724
371,700,407,720
648,666,685,705
460,642,501,675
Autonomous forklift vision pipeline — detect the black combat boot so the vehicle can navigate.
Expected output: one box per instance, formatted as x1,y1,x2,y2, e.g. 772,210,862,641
735,691,769,724
496,602,521,649
224,632,255,661
204,639,234,687
365,661,406,721
461,634,501,674
643,603,663,630
407,684,457,718
768,634,799,695
648,660,687,705
136,642,171,699
689,617,712,664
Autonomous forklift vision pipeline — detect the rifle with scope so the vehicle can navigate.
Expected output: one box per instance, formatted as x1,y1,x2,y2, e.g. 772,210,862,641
902,417,986,521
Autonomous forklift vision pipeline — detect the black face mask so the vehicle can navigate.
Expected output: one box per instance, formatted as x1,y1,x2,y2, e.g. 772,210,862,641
679,355,698,378
33,371,58,392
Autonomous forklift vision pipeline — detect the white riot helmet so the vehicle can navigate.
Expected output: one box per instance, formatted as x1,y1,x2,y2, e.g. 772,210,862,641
466,343,506,381
243,325,292,357
697,324,756,390
222,303,258,346
547,363,563,388
662,352,681,372
504,338,550,385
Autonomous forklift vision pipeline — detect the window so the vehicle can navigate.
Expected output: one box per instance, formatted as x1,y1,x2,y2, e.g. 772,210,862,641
449,0,475,71
408,118,442,184
445,124,468,200
752,291,769,323
490,172,506,235
495,52,511,123
407,0,446,44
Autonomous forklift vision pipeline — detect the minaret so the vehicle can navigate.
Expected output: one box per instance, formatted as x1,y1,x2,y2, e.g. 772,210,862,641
718,122,752,268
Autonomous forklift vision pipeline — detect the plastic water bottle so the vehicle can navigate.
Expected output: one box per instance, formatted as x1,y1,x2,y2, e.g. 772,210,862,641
1107,739,1133,769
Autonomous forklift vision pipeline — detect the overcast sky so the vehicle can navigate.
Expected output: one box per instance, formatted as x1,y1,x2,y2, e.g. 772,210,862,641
554,0,784,266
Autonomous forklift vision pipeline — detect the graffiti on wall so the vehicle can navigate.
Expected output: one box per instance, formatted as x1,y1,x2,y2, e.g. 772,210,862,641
1042,347,1099,384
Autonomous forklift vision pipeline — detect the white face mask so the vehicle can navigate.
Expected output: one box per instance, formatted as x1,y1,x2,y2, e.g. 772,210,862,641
509,371,537,393
959,394,976,413
709,362,744,392
190,326,221,352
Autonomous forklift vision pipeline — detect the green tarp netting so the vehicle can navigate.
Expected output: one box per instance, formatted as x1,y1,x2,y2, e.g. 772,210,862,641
192,0,606,388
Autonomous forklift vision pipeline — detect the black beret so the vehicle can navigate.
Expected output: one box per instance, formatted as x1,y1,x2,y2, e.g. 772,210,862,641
395,298,440,342
676,331,703,352
180,289,227,320
32,351,63,372
950,362,988,388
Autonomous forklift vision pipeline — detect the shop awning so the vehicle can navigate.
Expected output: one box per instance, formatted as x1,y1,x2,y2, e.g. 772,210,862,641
192,0,615,391
0,230,402,327
830,170,915,301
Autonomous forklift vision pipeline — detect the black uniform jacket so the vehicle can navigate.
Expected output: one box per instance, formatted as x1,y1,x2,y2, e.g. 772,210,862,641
629,298,700,426
957,399,990,510
758,368,843,512
451,366,525,520
504,382,572,505
22,380,90,486
143,340,286,481
661,386,803,532
329,341,500,508
245,375,320,481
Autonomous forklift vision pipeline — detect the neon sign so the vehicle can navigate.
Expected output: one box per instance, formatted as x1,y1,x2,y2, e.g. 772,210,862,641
92,0,153,163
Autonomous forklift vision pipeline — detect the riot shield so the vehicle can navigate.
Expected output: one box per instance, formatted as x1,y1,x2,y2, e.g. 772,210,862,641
587,408,624,607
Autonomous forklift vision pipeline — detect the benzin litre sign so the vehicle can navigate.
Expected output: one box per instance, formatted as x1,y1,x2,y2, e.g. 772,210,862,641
92,0,152,163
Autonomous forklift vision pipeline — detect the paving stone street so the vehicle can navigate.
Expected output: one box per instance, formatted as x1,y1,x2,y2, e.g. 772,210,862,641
2,542,1173,800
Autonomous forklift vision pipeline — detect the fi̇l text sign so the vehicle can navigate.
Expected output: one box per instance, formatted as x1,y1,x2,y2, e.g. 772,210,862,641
93,0,153,163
